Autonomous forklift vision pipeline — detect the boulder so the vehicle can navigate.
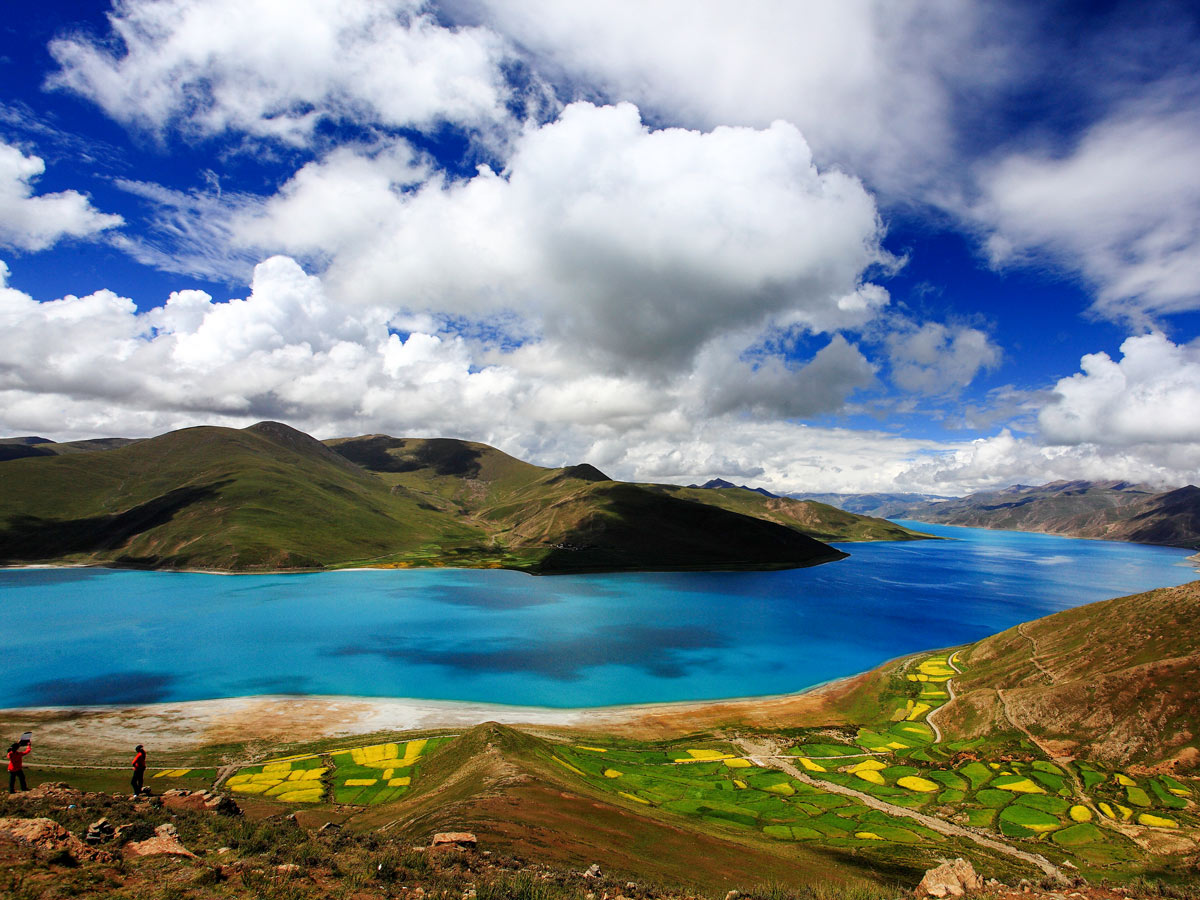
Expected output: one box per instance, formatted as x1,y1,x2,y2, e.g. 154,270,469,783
0,817,115,863
124,822,197,859
431,832,478,849
916,859,983,898
583,863,602,878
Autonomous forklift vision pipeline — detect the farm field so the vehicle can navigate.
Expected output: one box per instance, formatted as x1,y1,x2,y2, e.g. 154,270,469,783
224,737,455,806
548,651,1199,877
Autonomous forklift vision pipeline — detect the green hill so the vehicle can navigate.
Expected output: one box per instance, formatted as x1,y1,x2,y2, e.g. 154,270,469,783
324,433,851,573
0,422,884,573
939,580,1200,770
0,422,481,570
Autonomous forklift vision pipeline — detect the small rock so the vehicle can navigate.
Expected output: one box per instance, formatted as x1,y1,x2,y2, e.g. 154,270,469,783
205,794,241,816
627,883,638,891
84,817,116,845
726,891,741,900
584,863,602,879
318,822,342,835
124,823,196,859
276,863,301,876
431,832,478,849
916,859,983,898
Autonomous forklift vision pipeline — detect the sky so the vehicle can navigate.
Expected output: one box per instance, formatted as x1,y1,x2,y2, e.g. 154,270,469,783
1,0,1198,496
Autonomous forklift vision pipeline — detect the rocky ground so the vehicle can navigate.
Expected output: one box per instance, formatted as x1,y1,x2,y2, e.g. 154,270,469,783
2,783,1196,900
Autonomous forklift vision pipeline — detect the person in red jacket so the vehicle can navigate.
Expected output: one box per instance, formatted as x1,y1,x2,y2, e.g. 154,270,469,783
7,740,31,793
131,744,147,798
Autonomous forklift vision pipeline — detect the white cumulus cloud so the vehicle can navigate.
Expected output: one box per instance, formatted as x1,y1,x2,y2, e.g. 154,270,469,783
48,0,516,144
447,0,1002,197
975,106,1200,323
1039,332,1200,447
236,102,892,379
0,141,122,251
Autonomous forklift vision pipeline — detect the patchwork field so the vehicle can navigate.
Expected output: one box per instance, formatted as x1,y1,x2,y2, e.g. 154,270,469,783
224,737,454,806
545,650,1198,877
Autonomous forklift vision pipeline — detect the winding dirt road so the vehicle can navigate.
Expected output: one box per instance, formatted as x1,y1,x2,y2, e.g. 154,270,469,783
924,650,961,745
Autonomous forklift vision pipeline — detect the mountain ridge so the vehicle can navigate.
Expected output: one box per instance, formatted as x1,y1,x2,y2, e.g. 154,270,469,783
895,480,1200,549
0,421,934,574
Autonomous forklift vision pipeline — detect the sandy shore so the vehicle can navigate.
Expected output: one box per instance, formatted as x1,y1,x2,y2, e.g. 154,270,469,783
0,678,861,763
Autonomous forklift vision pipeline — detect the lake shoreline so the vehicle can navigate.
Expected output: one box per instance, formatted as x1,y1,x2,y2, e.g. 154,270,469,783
0,673,873,760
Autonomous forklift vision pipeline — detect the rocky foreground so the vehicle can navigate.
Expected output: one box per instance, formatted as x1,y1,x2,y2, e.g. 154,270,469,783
1,783,1189,900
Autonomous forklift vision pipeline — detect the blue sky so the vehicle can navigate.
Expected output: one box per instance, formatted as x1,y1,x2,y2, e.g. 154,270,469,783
1,0,1198,494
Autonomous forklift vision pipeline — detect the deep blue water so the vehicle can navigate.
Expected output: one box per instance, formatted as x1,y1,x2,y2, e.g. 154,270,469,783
2,521,1195,709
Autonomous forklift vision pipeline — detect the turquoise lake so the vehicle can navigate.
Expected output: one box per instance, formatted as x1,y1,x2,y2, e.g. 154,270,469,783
2,521,1195,709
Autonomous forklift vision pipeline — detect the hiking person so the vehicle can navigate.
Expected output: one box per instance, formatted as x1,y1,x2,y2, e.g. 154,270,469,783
7,739,31,793
131,744,147,797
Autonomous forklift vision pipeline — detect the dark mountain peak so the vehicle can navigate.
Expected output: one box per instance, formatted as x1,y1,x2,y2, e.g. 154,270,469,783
560,463,610,482
689,478,776,497
0,436,55,446
243,421,359,470
1157,484,1199,500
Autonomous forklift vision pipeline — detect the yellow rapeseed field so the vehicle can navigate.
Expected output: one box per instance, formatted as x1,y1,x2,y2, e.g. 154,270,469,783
685,749,733,760
1137,814,1177,828
897,775,938,792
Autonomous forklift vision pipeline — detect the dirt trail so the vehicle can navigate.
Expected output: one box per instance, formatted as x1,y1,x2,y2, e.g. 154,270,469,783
1018,623,1057,685
734,735,1065,880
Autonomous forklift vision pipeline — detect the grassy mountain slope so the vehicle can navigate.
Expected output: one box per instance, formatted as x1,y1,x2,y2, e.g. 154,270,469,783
900,481,1200,549
939,581,1200,770
0,422,482,570
0,424,850,573
325,434,849,573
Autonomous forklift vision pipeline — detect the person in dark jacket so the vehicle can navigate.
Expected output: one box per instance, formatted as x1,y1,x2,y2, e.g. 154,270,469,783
7,740,31,793
131,744,147,797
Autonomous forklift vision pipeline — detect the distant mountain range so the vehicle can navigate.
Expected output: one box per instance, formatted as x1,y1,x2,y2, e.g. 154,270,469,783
0,422,931,574
893,480,1200,550
786,491,954,517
